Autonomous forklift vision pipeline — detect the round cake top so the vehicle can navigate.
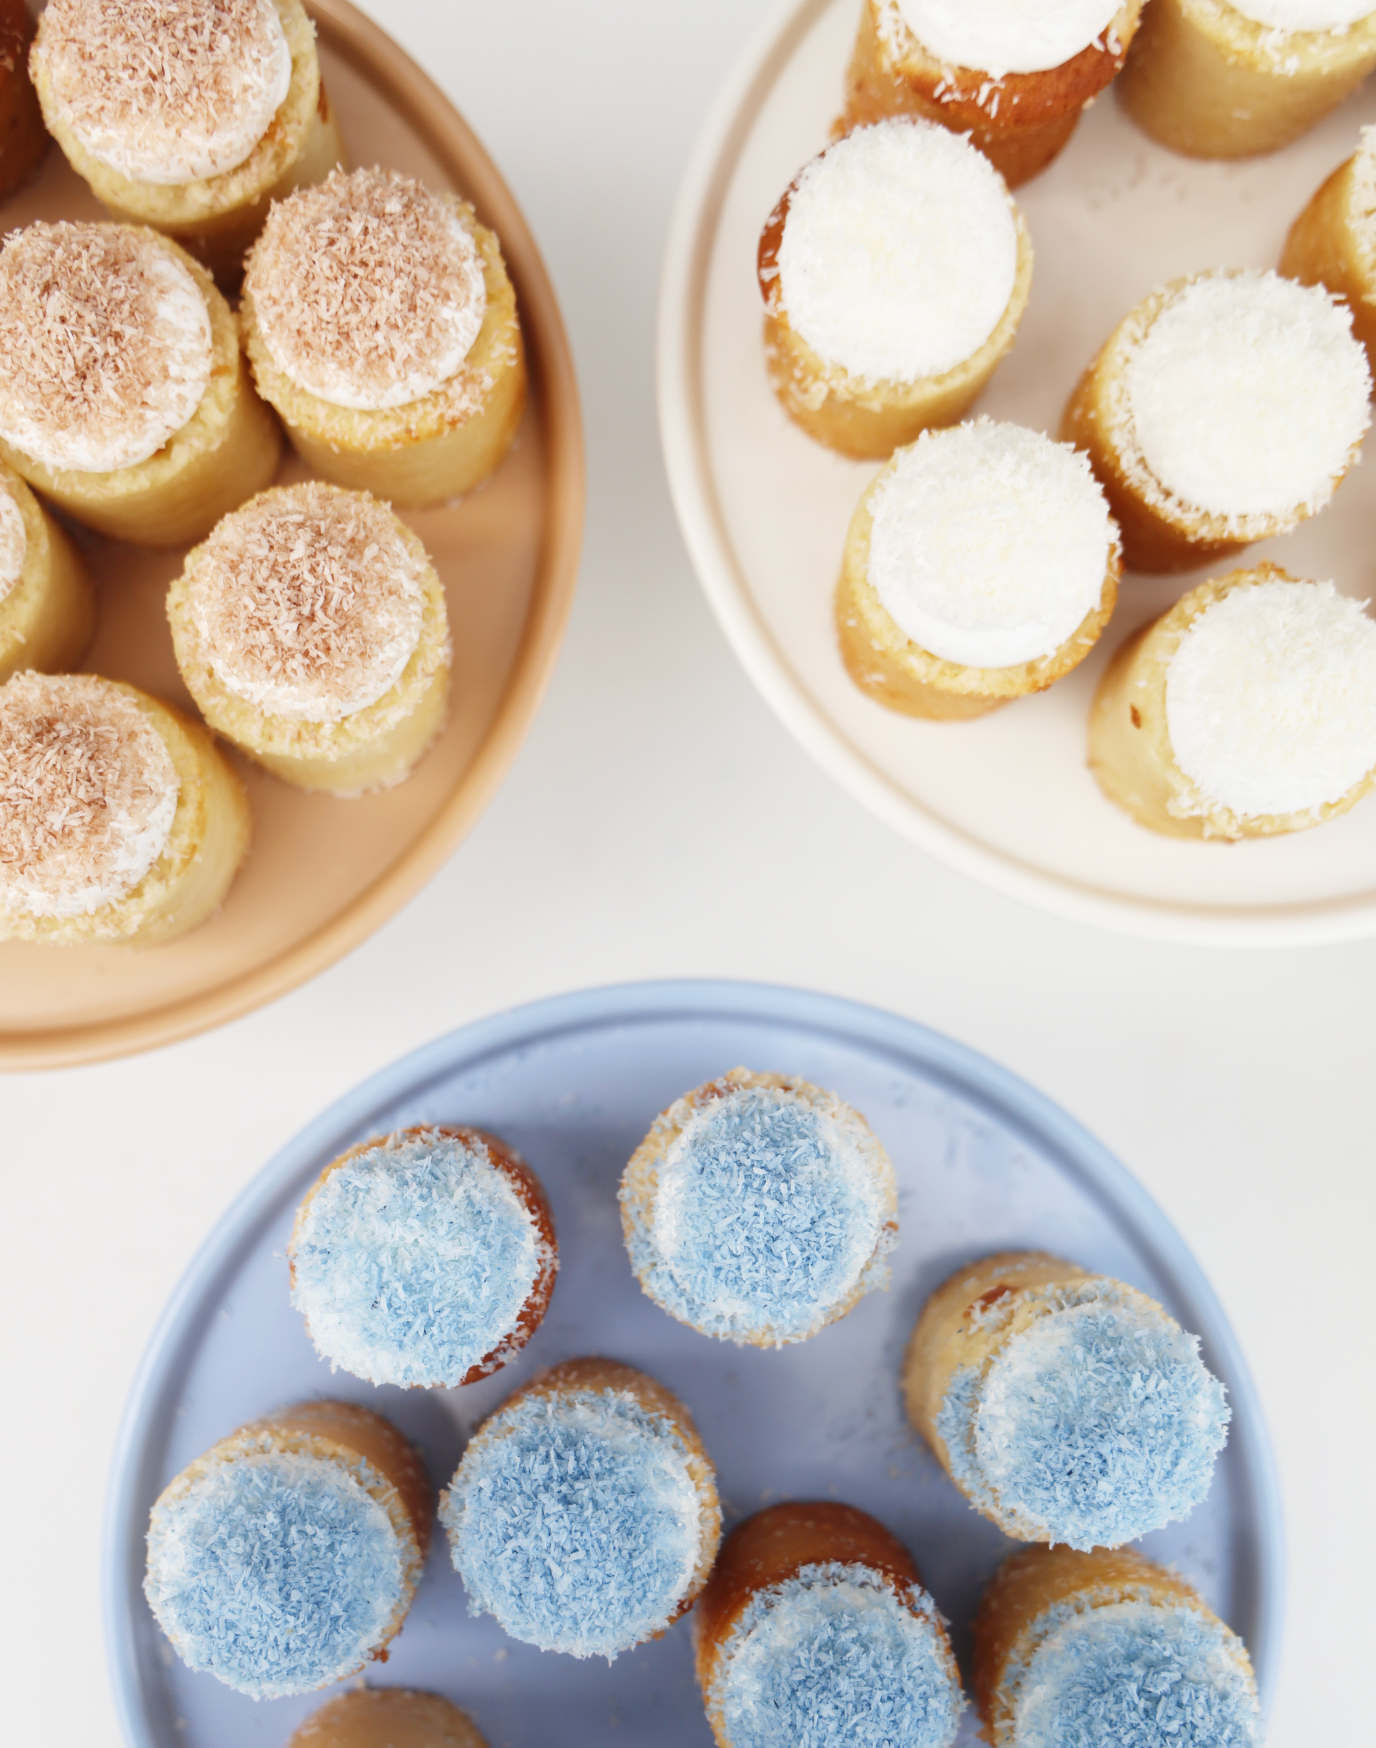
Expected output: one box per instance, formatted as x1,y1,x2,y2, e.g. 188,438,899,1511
1166,578,1376,820
936,1281,1230,1549
0,223,213,475
34,0,292,185
1227,0,1373,29
712,1563,964,1748
894,1,1123,76
144,1447,405,1699
0,485,26,602
624,1078,895,1345
182,483,427,722
1013,1601,1261,1748
1124,271,1370,524
867,420,1115,669
290,1129,552,1389
441,1386,708,1659
775,120,1019,384
246,168,488,411
0,674,179,920
287,1690,487,1748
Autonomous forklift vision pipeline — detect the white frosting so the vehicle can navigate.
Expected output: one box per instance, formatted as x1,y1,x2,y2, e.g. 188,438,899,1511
1227,1,1374,30
1167,580,1376,818
37,0,293,185
895,0,1123,76
867,420,1114,669
776,120,1019,384
1125,273,1370,521
0,489,26,603
36,774,178,916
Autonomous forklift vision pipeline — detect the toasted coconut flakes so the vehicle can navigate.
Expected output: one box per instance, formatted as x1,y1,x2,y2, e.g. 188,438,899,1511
246,167,487,410
0,223,213,474
185,483,426,722
0,673,179,918
0,487,25,600
33,0,292,185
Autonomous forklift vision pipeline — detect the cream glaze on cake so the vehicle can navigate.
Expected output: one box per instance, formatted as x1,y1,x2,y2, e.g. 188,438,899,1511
0,672,178,919
245,167,488,411
867,420,1116,668
32,0,291,185
774,121,1019,385
1227,0,1373,25
181,482,425,722
891,1,1125,75
0,223,212,473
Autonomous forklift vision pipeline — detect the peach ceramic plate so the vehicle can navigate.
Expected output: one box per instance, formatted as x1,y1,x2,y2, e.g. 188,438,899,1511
0,0,583,1070
658,0,1376,945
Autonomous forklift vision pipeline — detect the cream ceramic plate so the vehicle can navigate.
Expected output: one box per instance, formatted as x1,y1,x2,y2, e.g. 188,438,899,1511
659,0,1376,945
0,0,583,1070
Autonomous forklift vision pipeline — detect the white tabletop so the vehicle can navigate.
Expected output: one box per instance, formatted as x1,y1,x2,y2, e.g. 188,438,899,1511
4,4,1369,1744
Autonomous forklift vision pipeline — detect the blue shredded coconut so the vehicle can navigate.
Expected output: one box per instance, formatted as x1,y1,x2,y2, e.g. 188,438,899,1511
144,1452,403,1699
714,1563,964,1748
440,1389,702,1659
623,1086,889,1344
291,1131,543,1388
936,1290,1229,1549
1015,1602,1261,1748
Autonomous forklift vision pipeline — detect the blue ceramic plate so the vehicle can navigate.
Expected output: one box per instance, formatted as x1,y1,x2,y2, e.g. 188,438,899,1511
105,980,1283,1746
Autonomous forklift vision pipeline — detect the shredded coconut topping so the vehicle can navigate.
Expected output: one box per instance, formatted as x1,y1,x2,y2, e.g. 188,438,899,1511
935,1281,1229,1550
0,223,212,474
0,486,25,601
290,1130,550,1389
0,673,179,920
623,1081,895,1346
776,120,1018,384
895,1,1122,76
1166,579,1376,820
1013,1602,1262,1748
183,483,426,722
868,420,1114,669
144,1449,404,1700
713,1564,964,1748
247,168,487,411
1228,1,1373,29
34,0,292,184
441,1388,707,1659
1125,272,1371,522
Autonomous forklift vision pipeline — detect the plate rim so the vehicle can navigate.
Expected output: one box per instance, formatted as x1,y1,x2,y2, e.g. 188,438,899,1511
655,0,1376,949
0,0,586,1073
102,975,1287,1745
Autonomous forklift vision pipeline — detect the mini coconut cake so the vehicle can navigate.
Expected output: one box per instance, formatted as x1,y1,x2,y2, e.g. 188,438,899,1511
972,1545,1261,1748
903,1251,1230,1550
837,419,1120,720
0,222,281,547
242,167,527,505
168,481,451,793
31,0,344,280
287,1690,489,1748
0,672,250,946
620,1069,897,1347
1090,564,1376,840
144,1400,432,1699
844,2,1144,186
440,1357,721,1659
289,1125,558,1389
0,463,96,684
759,119,1032,459
694,1502,964,1748
1118,0,1376,161
1063,268,1371,573
1282,125,1376,372
0,0,47,203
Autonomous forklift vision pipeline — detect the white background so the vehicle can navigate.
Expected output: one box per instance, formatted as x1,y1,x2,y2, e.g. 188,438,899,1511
3,2,1371,1743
